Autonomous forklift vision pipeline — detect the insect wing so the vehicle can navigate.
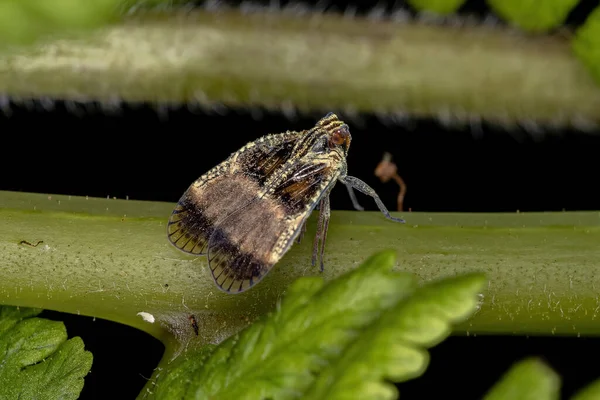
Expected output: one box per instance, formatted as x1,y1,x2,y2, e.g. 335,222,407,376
167,132,302,255
207,158,339,293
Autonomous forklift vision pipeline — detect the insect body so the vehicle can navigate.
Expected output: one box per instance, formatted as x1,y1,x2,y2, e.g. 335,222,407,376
167,113,405,294
188,315,199,336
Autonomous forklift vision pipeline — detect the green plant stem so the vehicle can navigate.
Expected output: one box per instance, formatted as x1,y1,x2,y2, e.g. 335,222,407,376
1,9,599,128
1,190,600,349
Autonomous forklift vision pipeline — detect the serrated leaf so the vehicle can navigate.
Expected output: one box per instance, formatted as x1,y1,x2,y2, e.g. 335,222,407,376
0,306,93,400
482,357,560,400
0,306,43,336
149,344,217,400
152,250,486,400
303,273,486,400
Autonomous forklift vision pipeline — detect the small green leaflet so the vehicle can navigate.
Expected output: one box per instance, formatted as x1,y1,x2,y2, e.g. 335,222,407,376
483,357,600,400
572,378,600,400
0,306,93,400
483,358,560,400
149,250,486,400
487,0,579,32
573,7,600,86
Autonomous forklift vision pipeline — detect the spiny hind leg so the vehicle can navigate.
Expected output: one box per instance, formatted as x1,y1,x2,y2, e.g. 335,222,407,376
341,175,405,223
311,193,331,272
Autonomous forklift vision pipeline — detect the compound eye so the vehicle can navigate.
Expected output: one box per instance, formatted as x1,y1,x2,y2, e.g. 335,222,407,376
331,129,345,145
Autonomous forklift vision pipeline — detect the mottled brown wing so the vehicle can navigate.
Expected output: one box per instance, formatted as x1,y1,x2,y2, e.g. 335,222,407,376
206,160,339,293
167,132,302,255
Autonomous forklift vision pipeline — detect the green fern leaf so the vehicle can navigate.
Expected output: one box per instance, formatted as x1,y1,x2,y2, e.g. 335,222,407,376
0,306,93,400
571,376,600,400
152,250,485,400
483,358,560,400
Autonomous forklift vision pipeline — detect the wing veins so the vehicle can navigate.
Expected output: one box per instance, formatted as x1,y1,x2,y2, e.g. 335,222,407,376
209,151,303,234
206,155,338,293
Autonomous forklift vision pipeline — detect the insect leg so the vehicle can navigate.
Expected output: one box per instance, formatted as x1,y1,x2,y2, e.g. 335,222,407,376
312,192,331,271
318,194,331,272
311,210,322,268
341,176,406,223
345,183,364,211
296,220,307,244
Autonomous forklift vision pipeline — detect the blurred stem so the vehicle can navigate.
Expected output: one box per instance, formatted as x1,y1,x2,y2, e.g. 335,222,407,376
0,9,599,127
1,190,600,355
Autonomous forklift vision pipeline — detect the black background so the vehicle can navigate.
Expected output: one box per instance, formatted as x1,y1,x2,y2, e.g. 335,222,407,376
2,0,600,398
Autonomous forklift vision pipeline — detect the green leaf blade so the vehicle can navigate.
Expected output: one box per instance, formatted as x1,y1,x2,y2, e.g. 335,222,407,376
304,273,486,400
573,6,600,86
154,250,420,399
487,0,579,32
0,306,93,400
396,273,486,347
0,306,42,336
150,345,216,400
152,251,485,400
18,337,93,400
201,250,417,400
571,378,600,400
483,358,560,400
6,318,66,367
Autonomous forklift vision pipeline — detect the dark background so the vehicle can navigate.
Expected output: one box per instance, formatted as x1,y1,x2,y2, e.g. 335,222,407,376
2,0,600,398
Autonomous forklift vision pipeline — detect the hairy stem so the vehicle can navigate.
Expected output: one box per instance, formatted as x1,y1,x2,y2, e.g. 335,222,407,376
1,8,599,128
1,190,599,353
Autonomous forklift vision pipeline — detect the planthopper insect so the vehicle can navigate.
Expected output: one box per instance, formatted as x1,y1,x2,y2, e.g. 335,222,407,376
167,112,405,294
